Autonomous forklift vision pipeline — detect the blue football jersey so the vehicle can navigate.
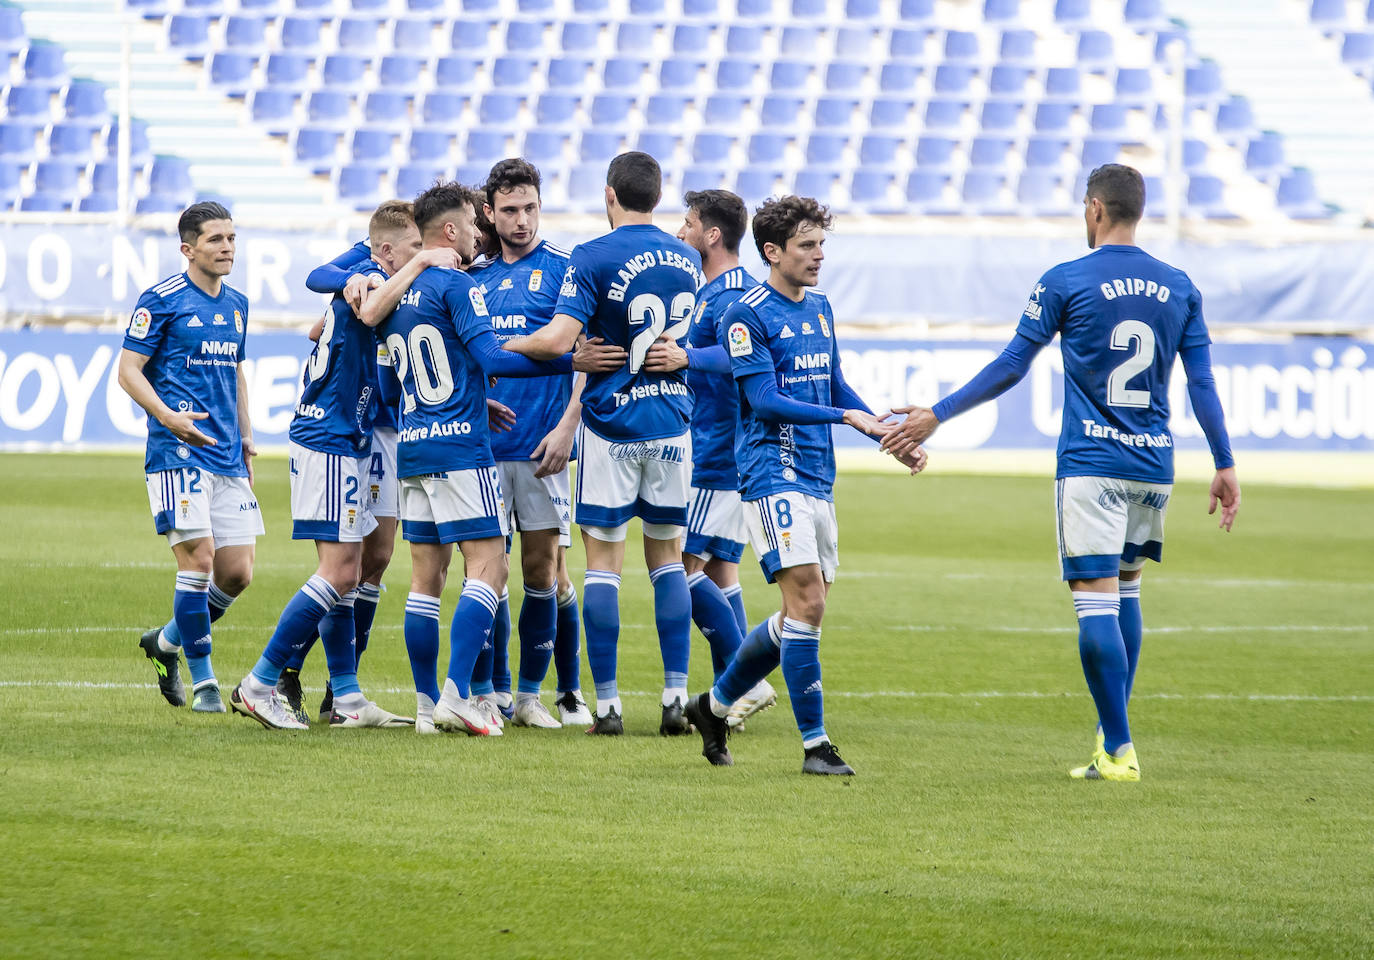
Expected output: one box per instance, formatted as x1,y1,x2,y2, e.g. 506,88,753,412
724,283,843,502
554,224,703,442
469,240,574,460
689,266,757,490
123,272,250,477
289,261,388,456
1017,244,1211,483
371,334,400,432
378,265,498,477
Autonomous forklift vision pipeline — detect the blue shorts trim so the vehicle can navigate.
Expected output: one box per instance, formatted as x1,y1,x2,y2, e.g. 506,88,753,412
402,516,504,544
636,496,687,528
1122,539,1164,565
153,508,176,535
575,498,688,529
293,519,342,542
684,531,745,564
1060,540,1163,581
756,547,783,585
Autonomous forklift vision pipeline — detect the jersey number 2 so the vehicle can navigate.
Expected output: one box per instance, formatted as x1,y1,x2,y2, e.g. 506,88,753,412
386,324,454,413
627,291,695,374
1106,320,1155,409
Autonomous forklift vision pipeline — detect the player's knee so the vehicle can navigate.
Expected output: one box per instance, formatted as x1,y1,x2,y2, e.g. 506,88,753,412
793,592,826,625
519,551,556,591
214,564,251,596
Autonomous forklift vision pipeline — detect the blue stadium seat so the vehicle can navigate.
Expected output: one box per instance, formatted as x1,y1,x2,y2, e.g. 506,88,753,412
983,0,1019,22
47,122,96,163
1186,174,1234,217
846,0,881,19
1185,60,1224,102
738,0,773,16
166,15,211,57
294,0,333,10
747,132,788,163
735,168,780,205
1000,28,1036,63
793,169,836,200
659,59,702,90
547,58,592,88
561,21,600,53
683,0,719,16
0,164,21,210
1342,32,1374,72
879,63,920,93
1114,68,1153,107
352,0,391,12
1016,170,1061,212
523,129,567,164
682,165,728,193
1076,30,1114,72
89,160,118,196
4,85,49,124
1033,102,1074,133
692,132,734,163
969,136,1011,169
1122,0,1166,29
1089,103,1129,135
825,62,866,92
791,0,827,18
813,97,856,127
22,191,73,212
1215,96,1256,139
322,54,368,90
887,28,927,60
869,97,914,129
351,128,393,163
805,133,846,165
1080,137,1120,168
579,130,621,162
450,21,492,52
224,16,268,53
336,18,382,52
79,191,119,213
336,164,383,210
506,19,545,52
264,53,311,90
105,119,151,166
1153,28,1191,63
645,94,690,126
0,5,25,56
395,165,442,199
915,135,957,168
715,59,758,90
1023,135,1068,168
932,64,975,94
629,0,666,15
849,170,894,208
573,0,610,13
943,30,979,61
616,22,656,53
493,56,537,88
1182,138,1208,171
149,155,194,199
136,193,188,214
379,55,424,90
673,24,711,55
962,170,1005,207
408,129,451,163
464,129,507,163
771,61,812,91
635,131,677,163
1309,0,1347,26
435,56,482,89
392,18,436,52
591,94,634,125
1044,66,1081,99
249,88,296,128
306,91,352,129
1053,0,1091,24
536,93,579,125
979,99,1022,132
279,17,322,53
1276,168,1329,218
1245,132,1285,179
988,64,1030,96
422,92,467,127
923,98,966,130
604,58,648,89
899,0,935,21
568,163,608,207
906,170,948,207
859,134,901,166
726,25,765,54
0,122,36,164
760,96,805,127
704,94,749,123
455,162,491,185
478,93,521,125
61,80,108,124
293,127,340,168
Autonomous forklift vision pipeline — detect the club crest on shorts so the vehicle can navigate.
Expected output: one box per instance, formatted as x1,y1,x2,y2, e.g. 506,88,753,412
129,307,152,339
728,322,752,357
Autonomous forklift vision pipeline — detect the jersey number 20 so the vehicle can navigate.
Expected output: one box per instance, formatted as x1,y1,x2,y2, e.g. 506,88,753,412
1106,319,1155,409
386,323,454,413
627,291,695,374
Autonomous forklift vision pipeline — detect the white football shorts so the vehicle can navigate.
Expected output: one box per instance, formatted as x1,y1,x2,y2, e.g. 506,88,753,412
365,427,399,520
574,424,690,543
146,467,264,548
401,466,510,544
288,441,379,543
497,459,572,539
1056,475,1171,581
745,491,838,584
685,486,747,564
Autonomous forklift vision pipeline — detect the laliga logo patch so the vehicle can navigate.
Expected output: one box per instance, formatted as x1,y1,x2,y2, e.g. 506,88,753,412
234,309,243,333
129,307,152,339
818,313,830,337
728,322,752,357
468,287,489,316
528,269,542,292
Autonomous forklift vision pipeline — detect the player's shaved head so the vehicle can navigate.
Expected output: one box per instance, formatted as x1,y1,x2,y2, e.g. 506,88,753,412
1085,164,1145,225
606,151,662,213
751,195,832,262
368,199,415,246
178,201,232,244
413,181,474,235
684,189,747,255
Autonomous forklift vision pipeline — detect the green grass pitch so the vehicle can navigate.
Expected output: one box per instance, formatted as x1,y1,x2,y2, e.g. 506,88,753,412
1,453,1370,959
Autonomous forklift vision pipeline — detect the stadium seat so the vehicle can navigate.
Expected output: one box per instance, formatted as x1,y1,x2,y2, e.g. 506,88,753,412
58,81,105,129
1185,60,1225,103
805,133,846,165
604,58,649,89
771,61,812,92
47,122,96,163
137,193,188,214
321,54,368,90
279,17,323,53
923,98,967,131
899,0,936,22
408,129,451,164
90,160,118,195
1215,96,1257,140
1186,174,1235,218
673,24,711,55
1053,0,1091,25
264,53,311,91
692,132,734,164
293,127,340,169
961,170,1005,208
450,21,493,52
351,128,393,164
0,5,24,56
813,97,856,128
0,164,21,209
573,0,610,13
824,62,866,93
560,21,600,54
635,131,678,164
0,122,36,164
590,94,634,125
859,134,901,166
980,99,1023,132
932,65,976,95
166,16,211,58
849,169,894,207
392,18,437,53
567,163,608,207
421,92,467,128
464,129,507,164
645,94,691,126
579,130,622,163
943,30,979,62
999,29,1036,63
536,93,579,125
735,168,780,205
1044,67,1081,100
1023,136,1068,168
682,165,727,192
659,58,703,90
21,191,73,212
492,56,538,88
1076,30,1114,72
793,169,836,201
79,190,119,212
835,26,878,58
524,129,568,164
249,88,296,128
378,55,425,90
629,0,667,15
846,0,880,19
105,119,151,166
336,164,383,210
148,155,194,200
1033,102,1074,133
1245,132,1285,179
1153,28,1191,64
1342,32,1374,73
984,0,1019,22
869,97,915,129
506,19,545,53
1122,0,1167,30
224,16,268,54
208,52,255,93
547,58,593,89
888,28,927,60
306,91,353,130
704,94,749,123
879,63,920,93
616,22,656,53
905,170,949,207
1309,0,1348,28
781,25,824,57
715,59,758,91
1080,137,1120,169
478,93,521,125
1016,170,1062,213
455,161,491,185
726,25,764,55
1182,138,1208,172
1114,68,1154,108
681,0,718,14
760,96,805,127
969,136,1012,169
747,132,788,164
4,85,50,124
738,0,774,17
33,159,78,199
336,18,382,53
434,57,482,90
1276,167,1329,218
915,135,958,169
1089,103,1129,135
791,0,828,18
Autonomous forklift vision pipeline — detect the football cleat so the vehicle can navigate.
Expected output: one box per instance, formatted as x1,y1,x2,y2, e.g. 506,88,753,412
473,694,506,733
317,683,334,724
432,695,493,736
684,692,732,766
1095,725,1105,755
415,693,437,735
511,697,563,729
1070,745,1140,782
586,707,623,736
190,683,226,714
328,701,414,728
554,689,594,727
276,668,310,726
802,741,855,776
726,679,777,730
659,697,691,736
138,628,185,707
494,691,515,720
230,683,308,730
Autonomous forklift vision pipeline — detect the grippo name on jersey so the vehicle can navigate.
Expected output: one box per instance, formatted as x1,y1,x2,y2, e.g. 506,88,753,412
1100,278,1172,302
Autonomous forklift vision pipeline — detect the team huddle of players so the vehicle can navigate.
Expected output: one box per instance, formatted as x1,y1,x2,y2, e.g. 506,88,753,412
119,155,1239,780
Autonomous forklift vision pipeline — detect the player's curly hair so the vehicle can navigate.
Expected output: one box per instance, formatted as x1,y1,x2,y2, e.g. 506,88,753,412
1086,163,1145,225
684,189,747,255
750,195,832,262
177,201,231,244
413,181,475,234
483,158,542,207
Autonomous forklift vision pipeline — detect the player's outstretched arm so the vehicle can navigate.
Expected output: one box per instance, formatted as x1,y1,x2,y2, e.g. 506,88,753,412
505,313,582,360
357,247,459,327
471,326,572,378
532,373,586,478
643,339,730,373
740,372,846,426
236,362,257,487
572,336,628,372
1208,466,1241,532
306,242,372,294
117,348,215,447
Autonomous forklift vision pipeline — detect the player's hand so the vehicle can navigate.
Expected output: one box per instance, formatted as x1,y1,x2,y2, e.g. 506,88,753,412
487,398,517,432
531,424,575,478
417,247,460,271
890,444,928,475
343,273,378,314
573,337,628,373
161,410,215,447
842,409,894,438
1208,466,1240,532
643,337,689,372
242,437,257,487
881,405,939,456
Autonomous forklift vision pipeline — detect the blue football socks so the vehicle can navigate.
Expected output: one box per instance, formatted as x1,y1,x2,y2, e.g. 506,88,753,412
583,570,621,707
319,589,361,699
554,586,581,693
686,571,744,680
250,575,340,688
1118,578,1143,700
353,581,381,667
491,589,512,696
171,571,215,689
447,579,500,697
649,562,691,694
161,578,235,693
403,592,442,706
721,582,748,637
779,617,826,747
712,613,781,709
1073,591,1132,754
517,582,558,696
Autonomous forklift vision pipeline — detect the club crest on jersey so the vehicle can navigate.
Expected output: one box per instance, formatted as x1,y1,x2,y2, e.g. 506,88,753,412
693,302,707,325
818,314,830,337
187,314,203,328
528,269,542,292
213,313,226,325
468,287,489,316
129,307,152,339
234,309,243,333
728,322,752,357
779,324,795,339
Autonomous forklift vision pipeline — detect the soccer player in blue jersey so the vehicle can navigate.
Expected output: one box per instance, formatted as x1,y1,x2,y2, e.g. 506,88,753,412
882,164,1241,782
645,189,776,727
119,202,262,714
467,158,597,729
502,152,704,736
683,195,925,776
361,181,571,736
229,201,455,730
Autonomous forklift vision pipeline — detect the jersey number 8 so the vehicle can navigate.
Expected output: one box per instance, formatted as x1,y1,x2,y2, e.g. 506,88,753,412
627,291,695,374
386,323,454,413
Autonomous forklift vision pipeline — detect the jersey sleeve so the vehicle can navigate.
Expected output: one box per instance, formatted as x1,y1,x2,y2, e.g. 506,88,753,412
446,272,496,344
720,300,773,380
551,247,598,326
306,239,373,294
1013,267,1066,345
122,289,172,356
1179,281,1211,350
